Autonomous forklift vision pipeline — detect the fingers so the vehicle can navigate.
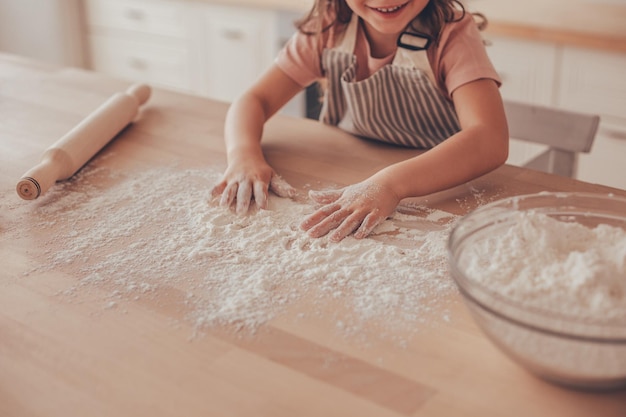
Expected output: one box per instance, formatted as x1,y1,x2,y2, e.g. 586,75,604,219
269,175,297,199
353,212,384,239
302,187,357,240
253,181,268,210
304,208,348,240
328,212,364,242
212,178,271,213
308,188,343,204
236,181,253,214
302,181,398,242
210,181,226,199
219,182,238,208
301,206,382,242
300,204,341,235
212,164,294,213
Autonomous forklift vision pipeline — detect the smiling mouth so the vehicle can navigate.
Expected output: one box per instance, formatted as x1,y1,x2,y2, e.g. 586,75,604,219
371,2,409,13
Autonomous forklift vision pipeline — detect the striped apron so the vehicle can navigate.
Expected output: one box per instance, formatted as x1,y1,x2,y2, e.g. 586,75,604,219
319,14,461,148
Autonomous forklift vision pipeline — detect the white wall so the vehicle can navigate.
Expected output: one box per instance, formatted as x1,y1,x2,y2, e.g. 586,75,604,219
0,0,85,67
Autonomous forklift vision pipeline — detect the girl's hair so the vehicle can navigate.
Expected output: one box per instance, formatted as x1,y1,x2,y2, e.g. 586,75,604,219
296,0,486,46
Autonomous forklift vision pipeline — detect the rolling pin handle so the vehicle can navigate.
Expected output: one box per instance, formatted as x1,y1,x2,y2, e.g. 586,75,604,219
126,84,151,106
16,149,70,200
16,177,41,200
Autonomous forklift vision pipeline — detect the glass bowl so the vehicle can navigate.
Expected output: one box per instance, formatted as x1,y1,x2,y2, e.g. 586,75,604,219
448,192,626,390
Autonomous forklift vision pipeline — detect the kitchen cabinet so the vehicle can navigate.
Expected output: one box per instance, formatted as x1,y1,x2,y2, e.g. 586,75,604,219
559,47,626,190
485,33,626,189
484,35,556,168
557,46,626,123
485,35,558,106
83,0,197,93
201,5,277,103
82,0,304,115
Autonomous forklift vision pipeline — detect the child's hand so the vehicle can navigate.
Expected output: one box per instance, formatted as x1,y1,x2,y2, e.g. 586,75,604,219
301,180,400,242
211,159,296,214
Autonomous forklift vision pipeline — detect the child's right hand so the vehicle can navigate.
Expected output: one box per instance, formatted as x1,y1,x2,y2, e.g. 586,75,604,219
211,157,296,214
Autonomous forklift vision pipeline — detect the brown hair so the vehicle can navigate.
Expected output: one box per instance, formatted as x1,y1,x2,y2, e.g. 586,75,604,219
296,0,485,47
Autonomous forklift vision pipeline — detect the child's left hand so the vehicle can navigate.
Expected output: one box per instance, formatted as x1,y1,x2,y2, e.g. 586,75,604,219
300,180,400,242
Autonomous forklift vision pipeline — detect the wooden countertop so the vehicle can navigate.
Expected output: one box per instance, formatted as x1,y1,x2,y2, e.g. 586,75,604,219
1,53,625,416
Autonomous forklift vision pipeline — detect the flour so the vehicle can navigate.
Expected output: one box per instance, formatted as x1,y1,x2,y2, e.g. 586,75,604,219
462,210,626,320
5,163,459,338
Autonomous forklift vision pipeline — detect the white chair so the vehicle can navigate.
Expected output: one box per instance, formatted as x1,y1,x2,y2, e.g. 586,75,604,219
504,100,600,178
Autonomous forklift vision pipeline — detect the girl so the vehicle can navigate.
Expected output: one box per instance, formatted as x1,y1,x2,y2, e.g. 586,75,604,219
211,0,509,242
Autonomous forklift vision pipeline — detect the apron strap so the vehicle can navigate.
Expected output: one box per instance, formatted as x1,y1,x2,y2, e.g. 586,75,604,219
333,13,360,54
332,14,438,90
393,27,437,85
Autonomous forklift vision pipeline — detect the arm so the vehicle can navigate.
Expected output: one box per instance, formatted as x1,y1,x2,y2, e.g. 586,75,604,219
301,78,509,241
371,78,508,197
211,64,303,213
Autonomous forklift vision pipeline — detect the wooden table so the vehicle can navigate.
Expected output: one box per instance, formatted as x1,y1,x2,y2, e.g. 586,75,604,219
1,53,625,417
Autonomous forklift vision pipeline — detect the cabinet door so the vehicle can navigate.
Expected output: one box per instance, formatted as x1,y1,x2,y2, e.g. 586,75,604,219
485,35,558,106
558,46,626,123
204,6,276,103
88,34,191,92
559,47,626,189
84,0,188,38
485,35,560,169
83,0,195,92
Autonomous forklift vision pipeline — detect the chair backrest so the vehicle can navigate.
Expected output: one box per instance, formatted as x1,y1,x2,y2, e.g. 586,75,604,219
504,100,600,177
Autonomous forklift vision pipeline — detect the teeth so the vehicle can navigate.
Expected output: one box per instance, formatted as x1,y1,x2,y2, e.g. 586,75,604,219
376,5,402,13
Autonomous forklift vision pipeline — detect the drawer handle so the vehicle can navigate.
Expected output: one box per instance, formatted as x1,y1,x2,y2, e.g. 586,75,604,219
601,127,626,141
125,8,146,21
221,29,244,41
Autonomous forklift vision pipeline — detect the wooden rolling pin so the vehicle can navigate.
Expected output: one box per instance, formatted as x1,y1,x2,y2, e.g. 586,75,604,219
16,84,151,200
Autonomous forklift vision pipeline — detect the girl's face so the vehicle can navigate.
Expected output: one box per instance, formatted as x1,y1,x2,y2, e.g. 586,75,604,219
345,0,430,44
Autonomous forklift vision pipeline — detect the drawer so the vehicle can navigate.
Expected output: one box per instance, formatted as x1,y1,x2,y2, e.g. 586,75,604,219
558,47,626,122
203,6,277,102
84,0,188,38
87,35,191,91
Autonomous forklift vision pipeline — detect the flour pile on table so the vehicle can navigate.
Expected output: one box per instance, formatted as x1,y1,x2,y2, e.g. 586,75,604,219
7,164,459,336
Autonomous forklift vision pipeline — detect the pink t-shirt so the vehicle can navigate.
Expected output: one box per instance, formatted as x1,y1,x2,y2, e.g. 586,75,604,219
276,12,500,99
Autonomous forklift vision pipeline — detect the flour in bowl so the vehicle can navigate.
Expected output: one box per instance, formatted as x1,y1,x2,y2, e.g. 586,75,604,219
463,210,626,320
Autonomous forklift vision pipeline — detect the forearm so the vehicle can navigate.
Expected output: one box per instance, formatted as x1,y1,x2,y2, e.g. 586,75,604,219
372,124,508,199
223,65,303,165
372,79,509,200
224,93,269,164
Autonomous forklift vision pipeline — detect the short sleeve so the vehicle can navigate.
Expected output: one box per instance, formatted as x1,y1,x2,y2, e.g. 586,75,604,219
431,13,501,98
275,30,325,88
